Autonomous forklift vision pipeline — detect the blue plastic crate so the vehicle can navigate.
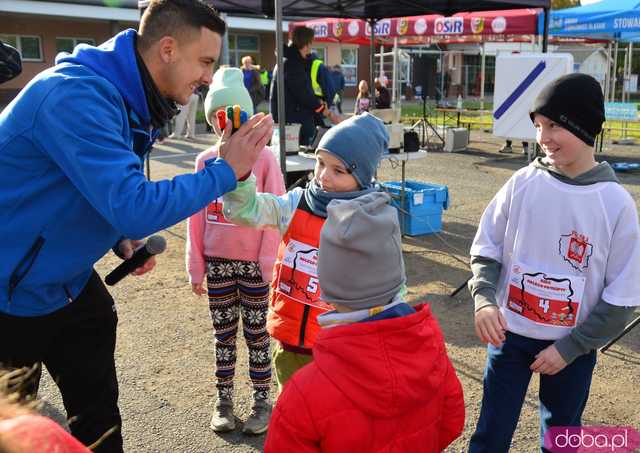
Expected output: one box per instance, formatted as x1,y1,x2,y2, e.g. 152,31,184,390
382,181,449,236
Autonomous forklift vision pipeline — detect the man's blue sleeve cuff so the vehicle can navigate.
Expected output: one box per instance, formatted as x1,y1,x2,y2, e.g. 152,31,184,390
204,157,238,194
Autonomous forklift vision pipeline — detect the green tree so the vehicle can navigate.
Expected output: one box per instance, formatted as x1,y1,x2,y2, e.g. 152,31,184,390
551,0,580,9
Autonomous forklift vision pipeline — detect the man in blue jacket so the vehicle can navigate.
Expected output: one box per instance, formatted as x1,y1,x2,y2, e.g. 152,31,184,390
0,0,272,451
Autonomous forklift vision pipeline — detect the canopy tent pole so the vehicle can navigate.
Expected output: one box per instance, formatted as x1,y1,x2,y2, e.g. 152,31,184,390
220,12,229,65
369,19,376,108
480,43,486,110
623,42,633,137
626,42,633,103
542,7,549,53
629,43,634,102
439,49,445,103
379,42,384,82
392,37,398,106
611,40,619,102
604,41,612,102
275,0,286,176
623,42,629,103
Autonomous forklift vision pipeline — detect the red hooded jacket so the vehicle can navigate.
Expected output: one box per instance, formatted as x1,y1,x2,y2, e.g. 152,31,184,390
264,304,465,453
0,414,91,452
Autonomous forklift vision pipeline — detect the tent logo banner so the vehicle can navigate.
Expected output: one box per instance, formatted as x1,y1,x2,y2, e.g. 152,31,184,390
310,22,329,38
471,17,485,34
348,20,360,37
434,17,463,35
397,18,409,35
491,16,507,34
333,21,344,38
557,17,607,33
365,19,391,36
550,17,564,29
414,17,428,35
614,17,640,30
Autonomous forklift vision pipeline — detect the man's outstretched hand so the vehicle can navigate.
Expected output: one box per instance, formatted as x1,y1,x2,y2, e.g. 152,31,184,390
218,113,274,179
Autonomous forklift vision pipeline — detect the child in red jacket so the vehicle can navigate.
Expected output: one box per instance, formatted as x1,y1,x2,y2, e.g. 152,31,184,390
264,192,465,452
0,367,91,452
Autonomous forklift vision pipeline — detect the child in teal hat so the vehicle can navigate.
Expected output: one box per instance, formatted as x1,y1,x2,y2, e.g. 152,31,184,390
186,67,285,435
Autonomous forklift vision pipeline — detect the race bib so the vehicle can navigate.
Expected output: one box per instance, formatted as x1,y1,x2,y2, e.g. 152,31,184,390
506,262,585,328
206,198,234,226
275,239,331,311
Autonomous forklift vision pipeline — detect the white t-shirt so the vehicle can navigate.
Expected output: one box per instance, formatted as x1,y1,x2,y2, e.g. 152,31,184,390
471,166,640,340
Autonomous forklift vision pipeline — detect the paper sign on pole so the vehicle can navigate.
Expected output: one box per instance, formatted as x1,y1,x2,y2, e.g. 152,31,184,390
493,53,573,141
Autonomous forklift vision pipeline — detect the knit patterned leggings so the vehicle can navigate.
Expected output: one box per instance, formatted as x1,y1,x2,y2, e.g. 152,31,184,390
206,256,271,402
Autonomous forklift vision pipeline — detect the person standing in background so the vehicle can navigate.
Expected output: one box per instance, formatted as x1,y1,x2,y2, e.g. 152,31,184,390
354,80,370,115
241,56,264,112
0,41,22,84
270,26,329,146
374,77,391,109
259,67,271,102
330,64,345,115
170,89,199,140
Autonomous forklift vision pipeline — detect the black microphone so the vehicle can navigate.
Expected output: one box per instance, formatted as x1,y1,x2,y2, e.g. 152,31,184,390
105,235,167,286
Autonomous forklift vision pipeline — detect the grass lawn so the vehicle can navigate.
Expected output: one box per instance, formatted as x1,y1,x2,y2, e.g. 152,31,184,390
400,101,640,140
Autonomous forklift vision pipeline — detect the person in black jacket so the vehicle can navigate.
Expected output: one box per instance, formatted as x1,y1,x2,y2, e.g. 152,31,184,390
270,26,329,146
0,41,22,84
374,77,391,109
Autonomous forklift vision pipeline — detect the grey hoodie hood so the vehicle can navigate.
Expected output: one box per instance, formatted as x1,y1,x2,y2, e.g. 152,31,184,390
532,157,619,185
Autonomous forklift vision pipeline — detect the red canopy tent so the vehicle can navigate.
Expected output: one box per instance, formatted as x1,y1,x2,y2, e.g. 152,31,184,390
289,9,541,45
290,8,544,111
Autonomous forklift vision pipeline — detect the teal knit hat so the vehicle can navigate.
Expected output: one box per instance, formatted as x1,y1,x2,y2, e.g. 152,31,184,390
317,112,388,188
204,67,254,126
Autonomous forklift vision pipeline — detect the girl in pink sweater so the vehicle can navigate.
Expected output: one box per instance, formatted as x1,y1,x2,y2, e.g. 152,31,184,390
186,68,285,435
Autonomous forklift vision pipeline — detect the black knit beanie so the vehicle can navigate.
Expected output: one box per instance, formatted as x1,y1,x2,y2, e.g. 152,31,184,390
529,73,605,146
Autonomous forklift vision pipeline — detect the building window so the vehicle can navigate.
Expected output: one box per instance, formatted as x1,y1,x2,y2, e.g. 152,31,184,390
0,34,43,61
311,46,327,62
341,47,358,86
56,37,96,54
228,34,259,67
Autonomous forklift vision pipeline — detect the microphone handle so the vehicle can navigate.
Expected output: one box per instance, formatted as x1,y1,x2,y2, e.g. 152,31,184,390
105,246,154,286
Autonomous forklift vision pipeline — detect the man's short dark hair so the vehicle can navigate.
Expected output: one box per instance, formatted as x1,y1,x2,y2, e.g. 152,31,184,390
291,26,315,50
138,0,226,50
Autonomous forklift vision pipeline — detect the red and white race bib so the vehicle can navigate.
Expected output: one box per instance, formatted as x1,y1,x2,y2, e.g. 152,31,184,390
274,239,332,311
206,198,234,226
506,262,585,328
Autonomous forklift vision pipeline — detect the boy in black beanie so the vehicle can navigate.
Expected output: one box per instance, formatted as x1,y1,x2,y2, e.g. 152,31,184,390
468,73,640,452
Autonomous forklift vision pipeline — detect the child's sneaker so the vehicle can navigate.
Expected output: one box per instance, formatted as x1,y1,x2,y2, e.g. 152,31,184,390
242,399,271,435
210,398,235,432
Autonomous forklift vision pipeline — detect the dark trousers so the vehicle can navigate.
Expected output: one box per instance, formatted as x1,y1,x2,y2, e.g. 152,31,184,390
0,271,122,453
469,331,597,453
298,117,317,147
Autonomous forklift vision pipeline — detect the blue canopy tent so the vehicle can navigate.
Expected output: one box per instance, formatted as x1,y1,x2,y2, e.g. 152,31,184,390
544,0,640,40
541,0,640,102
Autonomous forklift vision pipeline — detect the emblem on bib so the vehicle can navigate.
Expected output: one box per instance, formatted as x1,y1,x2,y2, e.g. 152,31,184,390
558,231,592,272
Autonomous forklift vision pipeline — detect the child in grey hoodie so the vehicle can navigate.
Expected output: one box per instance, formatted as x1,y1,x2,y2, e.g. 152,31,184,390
468,73,640,453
